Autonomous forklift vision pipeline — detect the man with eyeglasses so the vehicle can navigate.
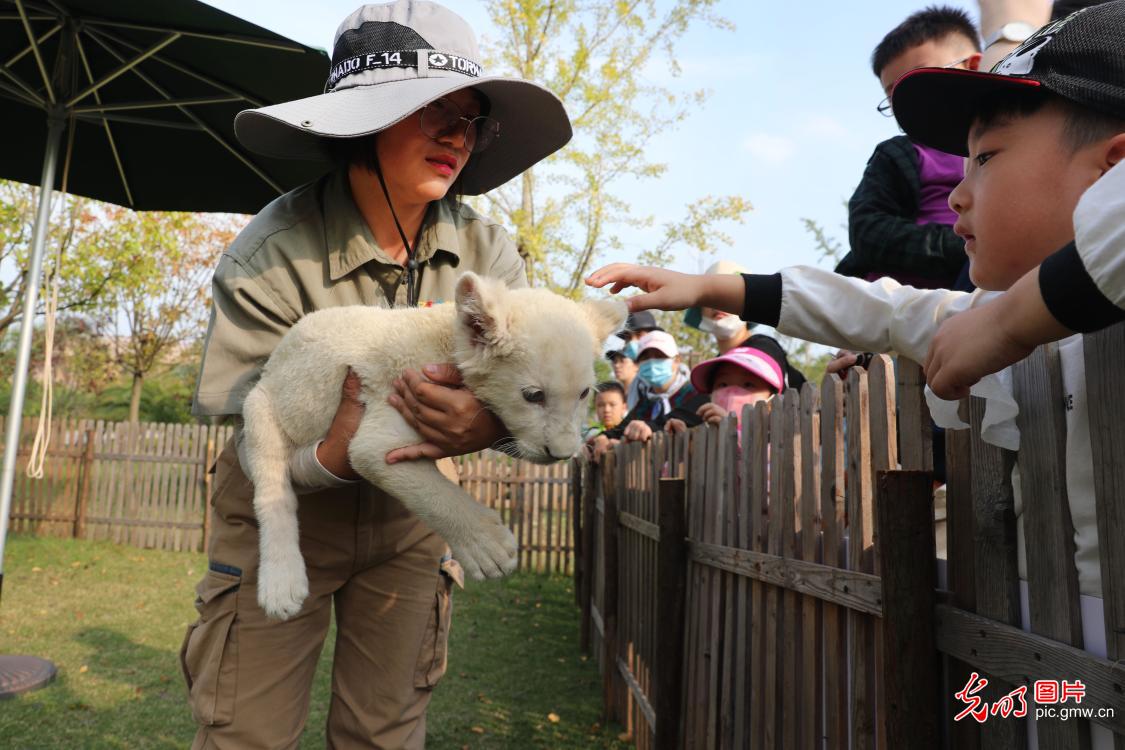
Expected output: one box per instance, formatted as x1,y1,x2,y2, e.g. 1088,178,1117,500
834,6,982,292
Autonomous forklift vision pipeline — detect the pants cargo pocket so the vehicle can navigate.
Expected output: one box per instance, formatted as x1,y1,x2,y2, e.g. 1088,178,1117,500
413,563,457,689
180,567,241,726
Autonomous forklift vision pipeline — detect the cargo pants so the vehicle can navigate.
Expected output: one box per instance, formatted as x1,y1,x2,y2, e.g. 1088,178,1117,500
180,439,460,749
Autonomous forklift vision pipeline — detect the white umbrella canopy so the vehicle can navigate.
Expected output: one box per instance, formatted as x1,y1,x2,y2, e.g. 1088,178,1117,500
0,0,331,695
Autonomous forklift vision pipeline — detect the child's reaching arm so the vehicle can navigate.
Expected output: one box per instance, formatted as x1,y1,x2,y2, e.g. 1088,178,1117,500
585,264,747,317
587,263,998,365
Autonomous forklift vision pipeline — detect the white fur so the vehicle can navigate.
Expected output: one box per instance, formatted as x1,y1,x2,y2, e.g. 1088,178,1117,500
242,273,627,619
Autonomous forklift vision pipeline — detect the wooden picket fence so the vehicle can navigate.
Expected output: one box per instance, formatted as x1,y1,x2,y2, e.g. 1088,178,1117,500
2,417,232,553
3,417,576,572
574,323,1125,750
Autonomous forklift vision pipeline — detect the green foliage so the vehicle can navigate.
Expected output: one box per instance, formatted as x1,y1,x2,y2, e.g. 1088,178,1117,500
479,0,751,295
801,216,845,265
87,362,202,424
0,180,144,339
0,321,205,424
1,180,244,424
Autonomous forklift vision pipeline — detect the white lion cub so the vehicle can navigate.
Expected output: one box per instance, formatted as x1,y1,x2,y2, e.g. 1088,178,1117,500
241,272,626,620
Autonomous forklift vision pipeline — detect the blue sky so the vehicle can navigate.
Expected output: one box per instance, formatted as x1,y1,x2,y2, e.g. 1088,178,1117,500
208,0,978,276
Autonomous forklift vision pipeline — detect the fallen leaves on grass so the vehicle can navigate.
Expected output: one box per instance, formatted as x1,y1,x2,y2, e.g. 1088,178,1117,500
470,726,485,734
548,712,560,723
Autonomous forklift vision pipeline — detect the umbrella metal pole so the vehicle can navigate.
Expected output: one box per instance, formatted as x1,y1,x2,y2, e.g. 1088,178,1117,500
0,111,65,603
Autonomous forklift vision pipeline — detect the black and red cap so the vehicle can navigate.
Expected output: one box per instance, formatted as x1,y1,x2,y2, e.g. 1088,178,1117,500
891,1,1125,156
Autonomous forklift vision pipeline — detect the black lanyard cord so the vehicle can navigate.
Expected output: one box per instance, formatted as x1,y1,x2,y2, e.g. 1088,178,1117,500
372,158,419,307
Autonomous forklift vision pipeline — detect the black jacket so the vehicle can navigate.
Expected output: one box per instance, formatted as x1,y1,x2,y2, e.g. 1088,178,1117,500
835,136,966,288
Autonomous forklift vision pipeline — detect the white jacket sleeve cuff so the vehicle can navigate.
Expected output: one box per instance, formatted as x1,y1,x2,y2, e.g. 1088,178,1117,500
289,440,362,494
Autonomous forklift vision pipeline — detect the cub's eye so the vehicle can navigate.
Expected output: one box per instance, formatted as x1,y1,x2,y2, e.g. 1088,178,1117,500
522,388,545,404
579,388,591,400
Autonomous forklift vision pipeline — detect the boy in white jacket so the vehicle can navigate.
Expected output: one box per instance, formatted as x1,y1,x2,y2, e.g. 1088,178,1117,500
588,3,1125,743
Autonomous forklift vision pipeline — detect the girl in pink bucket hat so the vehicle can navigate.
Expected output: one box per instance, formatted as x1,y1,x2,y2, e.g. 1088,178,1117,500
665,337,788,436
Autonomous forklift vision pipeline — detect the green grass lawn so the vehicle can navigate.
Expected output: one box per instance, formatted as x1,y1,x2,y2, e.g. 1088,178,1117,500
0,535,628,749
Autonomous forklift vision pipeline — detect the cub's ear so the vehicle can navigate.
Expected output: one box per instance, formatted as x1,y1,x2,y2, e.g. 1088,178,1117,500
582,297,629,346
455,272,511,351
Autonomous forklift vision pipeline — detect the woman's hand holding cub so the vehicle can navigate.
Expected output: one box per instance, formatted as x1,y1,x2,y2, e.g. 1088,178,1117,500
316,368,366,480
386,363,508,463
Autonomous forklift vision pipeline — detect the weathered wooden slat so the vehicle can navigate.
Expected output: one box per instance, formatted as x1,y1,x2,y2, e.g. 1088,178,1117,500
748,400,771,750
74,429,95,540
618,510,660,542
896,359,933,472
732,404,755,750
846,367,877,750
1012,344,1090,750
580,464,598,654
602,450,622,722
944,401,980,750
968,396,1026,750
780,391,802,748
591,602,605,638
93,420,109,542
935,603,1125,736
704,423,724,749
764,399,785,750
654,477,687,750
799,382,821,750
877,470,940,750
868,355,897,750
687,541,883,616
820,376,848,750
618,656,657,732
714,417,736,749
75,516,203,530
1084,323,1125,750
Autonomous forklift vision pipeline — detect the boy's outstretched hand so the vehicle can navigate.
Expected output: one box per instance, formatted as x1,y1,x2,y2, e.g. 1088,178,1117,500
924,304,1032,400
924,269,1070,400
585,263,745,315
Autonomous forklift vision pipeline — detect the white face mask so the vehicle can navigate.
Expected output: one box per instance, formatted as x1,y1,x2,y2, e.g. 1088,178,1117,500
700,314,745,340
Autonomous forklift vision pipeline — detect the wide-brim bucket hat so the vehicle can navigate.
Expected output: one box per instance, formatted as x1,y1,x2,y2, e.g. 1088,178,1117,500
234,1,572,195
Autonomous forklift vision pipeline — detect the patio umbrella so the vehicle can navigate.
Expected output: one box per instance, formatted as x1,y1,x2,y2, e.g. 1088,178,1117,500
0,0,330,695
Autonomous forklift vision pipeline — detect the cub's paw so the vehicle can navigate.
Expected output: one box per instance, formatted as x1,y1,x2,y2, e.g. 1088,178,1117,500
257,552,309,621
451,518,518,581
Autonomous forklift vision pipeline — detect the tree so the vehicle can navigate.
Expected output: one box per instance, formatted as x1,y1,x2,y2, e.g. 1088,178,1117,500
479,0,752,295
0,180,143,339
96,209,242,424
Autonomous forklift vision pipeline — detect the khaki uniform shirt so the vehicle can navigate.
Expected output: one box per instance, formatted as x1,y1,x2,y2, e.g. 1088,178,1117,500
192,168,527,417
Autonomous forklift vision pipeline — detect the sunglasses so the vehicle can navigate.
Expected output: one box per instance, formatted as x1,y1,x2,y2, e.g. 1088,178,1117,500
876,55,973,117
419,97,501,154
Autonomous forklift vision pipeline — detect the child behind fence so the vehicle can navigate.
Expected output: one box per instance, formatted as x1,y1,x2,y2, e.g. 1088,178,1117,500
588,6,1125,744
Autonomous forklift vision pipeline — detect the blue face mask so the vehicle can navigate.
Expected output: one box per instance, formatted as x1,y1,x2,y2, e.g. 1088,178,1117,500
622,341,639,361
637,358,675,388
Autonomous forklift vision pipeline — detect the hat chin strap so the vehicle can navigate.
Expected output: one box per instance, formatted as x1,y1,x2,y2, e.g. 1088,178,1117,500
372,156,419,306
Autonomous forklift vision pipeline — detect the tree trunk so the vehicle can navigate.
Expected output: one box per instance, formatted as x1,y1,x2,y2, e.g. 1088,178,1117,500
128,371,144,425
521,170,535,285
